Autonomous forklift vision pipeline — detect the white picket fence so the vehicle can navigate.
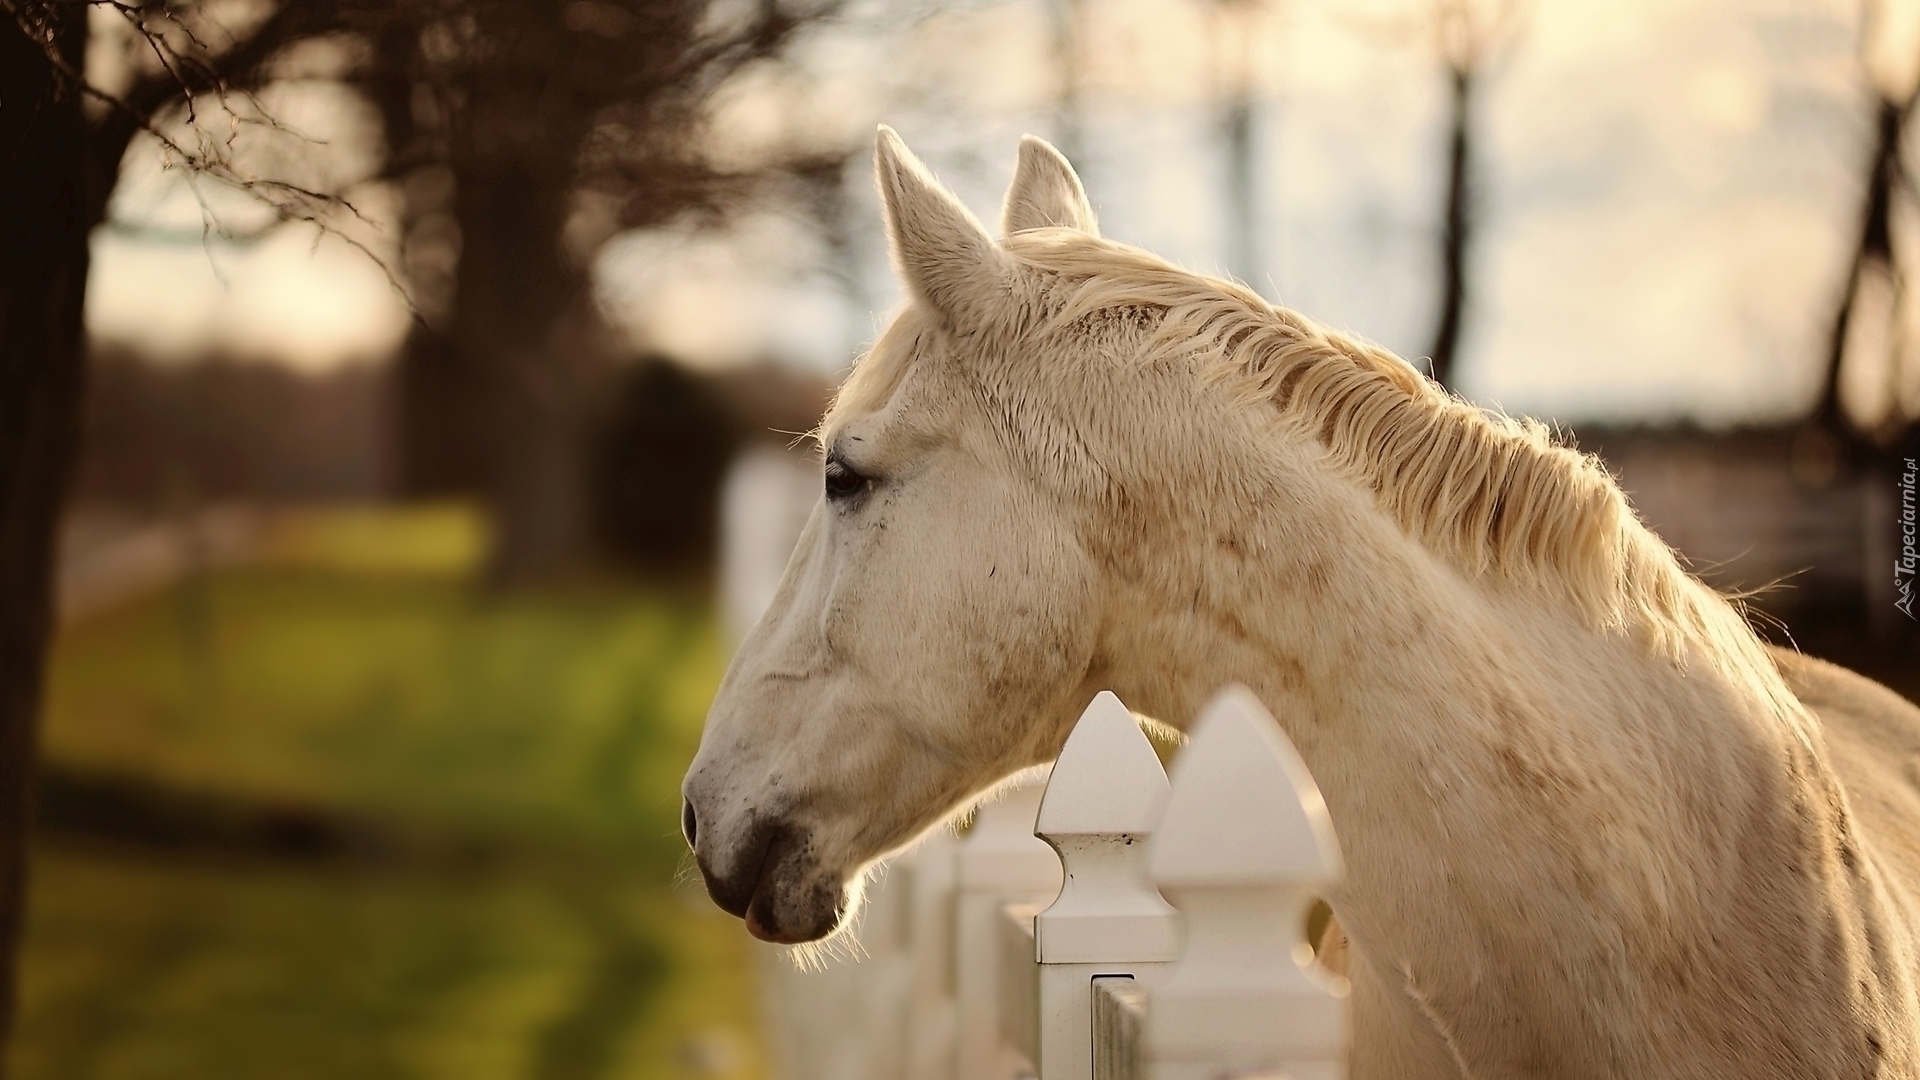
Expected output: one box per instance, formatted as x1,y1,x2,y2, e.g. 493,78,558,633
755,687,1349,1080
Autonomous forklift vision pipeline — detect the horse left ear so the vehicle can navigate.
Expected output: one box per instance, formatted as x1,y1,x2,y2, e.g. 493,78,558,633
1002,135,1099,237
875,125,1010,328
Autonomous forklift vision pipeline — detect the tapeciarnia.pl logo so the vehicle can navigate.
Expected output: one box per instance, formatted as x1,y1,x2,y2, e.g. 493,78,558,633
1898,457,1917,621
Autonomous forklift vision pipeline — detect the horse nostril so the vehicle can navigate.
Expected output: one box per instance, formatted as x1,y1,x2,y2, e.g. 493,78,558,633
681,799,698,849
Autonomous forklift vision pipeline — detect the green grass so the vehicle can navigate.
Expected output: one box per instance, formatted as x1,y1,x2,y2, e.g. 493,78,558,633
15,845,763,1080
40,507,722,855
14,505,761,1080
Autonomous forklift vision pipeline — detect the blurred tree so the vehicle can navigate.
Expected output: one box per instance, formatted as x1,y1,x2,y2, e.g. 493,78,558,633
363,0,836,584
0,5,91,1061
6,2,307,1057
78,346,392,506
1209,0,1266,292
589,358,739,574
1327,0,1525,391
1425,0,1525,391
2,0,381,1055
1818,0,1920,450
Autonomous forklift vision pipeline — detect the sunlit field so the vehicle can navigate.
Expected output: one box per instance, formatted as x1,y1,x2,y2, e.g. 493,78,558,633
13,507,758,1080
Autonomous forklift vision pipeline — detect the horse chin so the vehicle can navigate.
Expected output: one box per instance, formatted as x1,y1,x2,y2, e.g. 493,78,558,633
733,818,846,944
742,871,845,944
693,808,847,942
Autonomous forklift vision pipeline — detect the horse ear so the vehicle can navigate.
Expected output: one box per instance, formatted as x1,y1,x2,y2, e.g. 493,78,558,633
875,126,1009,326
1002,135,1098,237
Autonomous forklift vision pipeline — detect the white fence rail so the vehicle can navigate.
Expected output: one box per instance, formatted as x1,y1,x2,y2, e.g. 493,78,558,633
758,687,1348,1080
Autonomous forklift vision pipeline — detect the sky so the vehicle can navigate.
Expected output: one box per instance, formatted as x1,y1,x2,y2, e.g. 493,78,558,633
86,69,410,369
86,0,1891,427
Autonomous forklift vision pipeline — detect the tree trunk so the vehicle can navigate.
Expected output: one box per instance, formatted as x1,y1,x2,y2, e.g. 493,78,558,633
452,156,604,585
362,15,487,500
367,9,609,584
1428,63,1473,391
0,4,95,1060
1223,93,1259,291
396,329,496,496
1817,94,1905,439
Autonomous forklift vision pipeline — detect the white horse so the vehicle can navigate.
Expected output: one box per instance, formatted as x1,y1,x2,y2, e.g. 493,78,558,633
684,127,1920,1078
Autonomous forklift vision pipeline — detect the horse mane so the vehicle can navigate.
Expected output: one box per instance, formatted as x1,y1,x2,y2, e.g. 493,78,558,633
1002,229,1792,701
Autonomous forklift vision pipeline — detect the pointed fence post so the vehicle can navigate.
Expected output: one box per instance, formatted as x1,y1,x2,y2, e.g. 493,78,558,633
957,769,1062,1080
1034,691,1182,1080
1145,686,1347,1080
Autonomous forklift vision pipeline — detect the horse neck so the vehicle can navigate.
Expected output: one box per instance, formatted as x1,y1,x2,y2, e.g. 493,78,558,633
1090,458,1667,764
1087,454,1846,1072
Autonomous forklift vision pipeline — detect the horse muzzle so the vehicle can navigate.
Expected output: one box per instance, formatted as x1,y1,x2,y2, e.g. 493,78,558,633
688,805,846,944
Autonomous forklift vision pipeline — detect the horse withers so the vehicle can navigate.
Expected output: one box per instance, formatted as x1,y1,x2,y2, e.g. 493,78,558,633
683,127,1920,1079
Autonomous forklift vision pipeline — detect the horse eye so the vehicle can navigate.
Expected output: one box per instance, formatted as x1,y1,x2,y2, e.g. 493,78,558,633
824,459,870,502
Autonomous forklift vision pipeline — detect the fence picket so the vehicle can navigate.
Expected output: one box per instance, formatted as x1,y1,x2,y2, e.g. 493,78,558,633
997,903,1043,1068
907,829,961,1080
1090,978,1145,1080
1144,686,1347,1080
956,770,1061,1080
1032,691,1182,1080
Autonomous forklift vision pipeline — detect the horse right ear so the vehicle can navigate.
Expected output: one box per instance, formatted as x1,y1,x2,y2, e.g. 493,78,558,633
875,126,1010,328
1002,135,1098,237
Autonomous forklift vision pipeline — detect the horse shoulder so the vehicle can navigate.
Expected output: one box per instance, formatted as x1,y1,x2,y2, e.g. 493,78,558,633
1771,645,1920,854
1771,645,1920,1062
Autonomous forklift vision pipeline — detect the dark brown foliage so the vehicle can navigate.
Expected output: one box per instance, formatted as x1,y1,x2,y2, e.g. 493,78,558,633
589,358,740,574
588,357,835,575
76,347,393,507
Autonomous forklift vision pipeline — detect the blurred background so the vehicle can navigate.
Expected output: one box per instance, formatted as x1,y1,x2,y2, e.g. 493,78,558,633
5,0,1920,1076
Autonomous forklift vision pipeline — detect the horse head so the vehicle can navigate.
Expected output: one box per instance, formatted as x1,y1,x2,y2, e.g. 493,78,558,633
680,129,1188,943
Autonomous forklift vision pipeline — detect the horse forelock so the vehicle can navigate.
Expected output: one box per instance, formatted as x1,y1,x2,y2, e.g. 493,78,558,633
821,306,938,444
